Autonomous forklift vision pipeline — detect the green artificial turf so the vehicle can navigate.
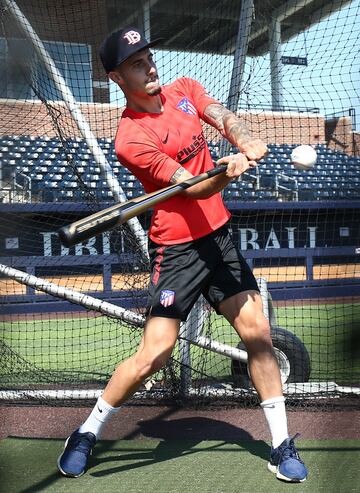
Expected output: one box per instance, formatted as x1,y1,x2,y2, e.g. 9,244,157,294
0,437,359,493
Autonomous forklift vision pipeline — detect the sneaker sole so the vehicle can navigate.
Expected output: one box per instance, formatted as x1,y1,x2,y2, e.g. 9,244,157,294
268,462,307,483
57,436,85,478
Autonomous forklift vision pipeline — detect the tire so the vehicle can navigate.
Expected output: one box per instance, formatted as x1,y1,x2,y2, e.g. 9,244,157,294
231,326,311,389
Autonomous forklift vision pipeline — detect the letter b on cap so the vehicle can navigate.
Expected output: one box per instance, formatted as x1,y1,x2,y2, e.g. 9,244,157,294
123,30,141,44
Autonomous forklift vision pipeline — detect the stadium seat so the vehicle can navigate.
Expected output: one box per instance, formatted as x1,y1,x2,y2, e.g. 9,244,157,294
2,136,359,202
56,190,74,200
63,180,78,189
98,190,114,201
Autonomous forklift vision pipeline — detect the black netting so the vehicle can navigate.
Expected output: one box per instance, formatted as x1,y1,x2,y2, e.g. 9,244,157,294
0,0,359,408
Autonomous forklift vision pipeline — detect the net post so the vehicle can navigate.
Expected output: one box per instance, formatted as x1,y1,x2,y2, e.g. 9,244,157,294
269,16,283,111
178,296,209,395
178,330,192,396
220,0,254,156
257,277,270,321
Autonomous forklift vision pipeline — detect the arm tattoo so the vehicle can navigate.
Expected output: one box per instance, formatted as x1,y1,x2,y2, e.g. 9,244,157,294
203,104,231,133
170,167,189,184
204,103,251,146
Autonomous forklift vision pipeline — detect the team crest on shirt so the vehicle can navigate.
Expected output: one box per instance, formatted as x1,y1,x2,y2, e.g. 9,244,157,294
160,290,175,307
176,97,197,115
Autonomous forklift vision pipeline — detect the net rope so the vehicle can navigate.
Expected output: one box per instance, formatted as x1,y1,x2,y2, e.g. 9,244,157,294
0,0,359,407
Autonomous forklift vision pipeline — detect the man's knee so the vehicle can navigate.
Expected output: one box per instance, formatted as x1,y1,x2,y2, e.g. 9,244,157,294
134,349,172,380
239,316,272,346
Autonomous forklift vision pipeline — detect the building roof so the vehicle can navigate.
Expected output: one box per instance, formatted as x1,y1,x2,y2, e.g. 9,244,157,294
106,0,350,56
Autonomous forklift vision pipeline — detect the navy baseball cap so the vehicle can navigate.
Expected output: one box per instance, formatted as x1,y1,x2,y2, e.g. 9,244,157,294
99,27,163,73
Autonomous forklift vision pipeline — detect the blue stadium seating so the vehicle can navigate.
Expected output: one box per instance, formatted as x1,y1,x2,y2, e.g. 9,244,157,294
1,135,359,203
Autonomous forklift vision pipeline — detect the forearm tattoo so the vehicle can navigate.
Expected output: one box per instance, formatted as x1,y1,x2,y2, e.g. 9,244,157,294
170,167,189,184
204,103,251,146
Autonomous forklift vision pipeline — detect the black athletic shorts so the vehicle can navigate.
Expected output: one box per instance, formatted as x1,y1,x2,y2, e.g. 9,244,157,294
146,224,259,321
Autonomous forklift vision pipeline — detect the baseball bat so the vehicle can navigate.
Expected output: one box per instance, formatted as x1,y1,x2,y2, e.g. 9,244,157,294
58,164,228,247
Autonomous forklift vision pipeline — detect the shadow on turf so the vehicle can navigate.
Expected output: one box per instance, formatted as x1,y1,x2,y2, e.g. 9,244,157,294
90,416,270,478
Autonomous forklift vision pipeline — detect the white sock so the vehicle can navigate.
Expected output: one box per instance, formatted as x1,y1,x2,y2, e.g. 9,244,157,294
78,396,120,439
261,396,289,449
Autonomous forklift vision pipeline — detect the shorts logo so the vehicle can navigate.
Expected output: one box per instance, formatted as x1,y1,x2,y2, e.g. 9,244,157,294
160,290,175,307
176,97,197,115
123,30,141,45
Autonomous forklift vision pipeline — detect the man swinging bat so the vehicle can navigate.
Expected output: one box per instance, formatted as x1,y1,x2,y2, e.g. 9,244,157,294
57,26,308,483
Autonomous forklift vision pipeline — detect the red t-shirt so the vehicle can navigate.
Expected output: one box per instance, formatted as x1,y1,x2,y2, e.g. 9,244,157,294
115,77,231,245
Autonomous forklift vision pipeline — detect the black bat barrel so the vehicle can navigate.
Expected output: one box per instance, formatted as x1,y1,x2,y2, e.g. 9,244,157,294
57,164,228,247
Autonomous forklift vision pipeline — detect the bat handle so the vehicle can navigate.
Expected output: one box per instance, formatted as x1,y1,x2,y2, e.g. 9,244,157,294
207,163,228,177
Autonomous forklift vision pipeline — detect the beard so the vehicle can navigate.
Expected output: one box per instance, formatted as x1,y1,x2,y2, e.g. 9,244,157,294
147,85,162,96
149,87,162,96
146,75,162,96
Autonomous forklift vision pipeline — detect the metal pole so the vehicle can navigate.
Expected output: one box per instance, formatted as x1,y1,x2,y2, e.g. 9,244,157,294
221,0,254,156
269,16,283,111
178,298,204,394
0,263,145,325
178,328,192,394
142,1,151,39
226,0,254,112
189,335,248,362
257,277,270,321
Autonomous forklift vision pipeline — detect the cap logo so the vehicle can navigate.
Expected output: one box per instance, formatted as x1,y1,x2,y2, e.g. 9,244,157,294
123,30,141,45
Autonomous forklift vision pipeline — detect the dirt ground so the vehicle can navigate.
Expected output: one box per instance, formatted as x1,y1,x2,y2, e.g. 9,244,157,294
1,404,359,442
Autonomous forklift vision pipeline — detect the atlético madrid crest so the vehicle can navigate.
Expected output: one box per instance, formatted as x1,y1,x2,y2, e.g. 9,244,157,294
176,97,197,115
160,290,175,307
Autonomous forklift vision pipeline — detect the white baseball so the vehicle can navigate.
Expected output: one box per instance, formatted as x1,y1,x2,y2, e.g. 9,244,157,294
291,145,317,170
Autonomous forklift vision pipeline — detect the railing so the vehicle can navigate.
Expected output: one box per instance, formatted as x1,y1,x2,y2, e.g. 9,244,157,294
274,173,299,201
0,172,31,203
14,171,32,202
242,168,299,201
326,107,356,131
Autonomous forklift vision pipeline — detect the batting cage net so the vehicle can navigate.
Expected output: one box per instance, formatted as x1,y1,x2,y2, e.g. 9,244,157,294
0,0,359,407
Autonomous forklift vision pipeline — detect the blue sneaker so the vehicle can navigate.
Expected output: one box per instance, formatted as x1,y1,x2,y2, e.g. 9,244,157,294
268,433,308,482
57,429,96,477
